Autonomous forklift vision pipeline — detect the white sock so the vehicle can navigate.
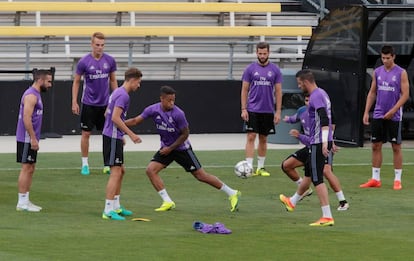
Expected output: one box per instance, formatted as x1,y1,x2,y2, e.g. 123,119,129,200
246,157,253,168
257,156,265,169
114,195,121,210
104,199,114,214
18,192,28,205
295,177,303,186
394,169,402,181
82,157,88,167
290,192,301,206
372,167,380,180
158,189,173,202
335,191,346,201
321,205,333,218
220,184,237,197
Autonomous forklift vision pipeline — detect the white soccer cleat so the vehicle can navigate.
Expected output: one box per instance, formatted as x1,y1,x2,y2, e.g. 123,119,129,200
16,202,42,212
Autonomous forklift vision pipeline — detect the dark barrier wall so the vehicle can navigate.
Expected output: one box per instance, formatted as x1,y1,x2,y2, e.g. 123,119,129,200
0,80,244,136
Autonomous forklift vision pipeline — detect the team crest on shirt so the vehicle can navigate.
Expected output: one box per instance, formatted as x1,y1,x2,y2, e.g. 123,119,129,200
168,117,173,123
392,75,396,82
267,71,273,77
103,63,109,69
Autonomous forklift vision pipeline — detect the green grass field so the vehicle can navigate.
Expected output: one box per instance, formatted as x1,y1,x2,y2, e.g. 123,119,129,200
1,147,414,261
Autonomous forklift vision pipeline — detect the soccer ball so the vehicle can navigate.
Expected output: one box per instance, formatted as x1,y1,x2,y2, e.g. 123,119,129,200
234,160,253,178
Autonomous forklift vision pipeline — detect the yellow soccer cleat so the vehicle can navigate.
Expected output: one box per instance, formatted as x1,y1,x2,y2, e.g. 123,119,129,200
155,201,176,212
229,190,241,212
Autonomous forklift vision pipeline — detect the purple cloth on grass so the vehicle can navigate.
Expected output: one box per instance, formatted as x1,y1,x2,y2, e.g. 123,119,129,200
193,221,232,234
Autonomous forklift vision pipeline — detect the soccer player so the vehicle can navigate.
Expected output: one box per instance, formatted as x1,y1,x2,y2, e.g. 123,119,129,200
101,68,143,221
360,45,409,190
126,86,241,212
279,69,334,226
241,41,282,177
16,69,53,212
282,95,349,211
71,32,118,175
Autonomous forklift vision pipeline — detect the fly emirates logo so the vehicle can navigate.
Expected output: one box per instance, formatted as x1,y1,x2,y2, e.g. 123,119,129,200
89,69,109,80
378,81,395,92
253,76,272,86
156,121,175,132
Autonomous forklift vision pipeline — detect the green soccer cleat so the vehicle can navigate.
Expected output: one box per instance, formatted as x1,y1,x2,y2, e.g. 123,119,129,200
102,210,126,221
229,190,241,212
155,201,176,212
115,206,133,216
103,166,111,175
253,168,270,177
81,165,90,175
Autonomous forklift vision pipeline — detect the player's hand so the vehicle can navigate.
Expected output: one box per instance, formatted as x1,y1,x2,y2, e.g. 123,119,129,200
30,138,39,151
283,115,290,122
160,146,172,155
289,129,300,138
322,142,329,157
72,102,80,115
332,142,339,154
130,134,142,144
241,109,248,122
362,112,370,125
274,112,281,124
383,110,395,120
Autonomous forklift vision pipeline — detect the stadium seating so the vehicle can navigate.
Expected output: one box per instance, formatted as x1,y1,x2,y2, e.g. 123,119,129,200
0,1,317,80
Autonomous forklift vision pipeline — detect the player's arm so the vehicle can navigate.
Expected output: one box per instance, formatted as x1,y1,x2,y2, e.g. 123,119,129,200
317,107,330,156
109,71,118,91
241,81,250,121
71,73,81,115
384,69,410,120
274,82,282,124
112,106,141,144
160,126,189,156
125,114,145,127
363,71,377,125
23,94,39,151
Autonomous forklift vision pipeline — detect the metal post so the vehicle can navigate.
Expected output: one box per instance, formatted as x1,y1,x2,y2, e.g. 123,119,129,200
25,43,31,80
128,41,133,67
227,43,235,80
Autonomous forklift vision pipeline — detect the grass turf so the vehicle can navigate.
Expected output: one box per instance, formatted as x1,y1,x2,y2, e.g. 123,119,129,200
0,147,414,261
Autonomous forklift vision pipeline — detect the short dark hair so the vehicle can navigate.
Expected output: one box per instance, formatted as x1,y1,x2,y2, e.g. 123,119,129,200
256,42,269,51
381,45,395,56
296,69,315,83
33,69,52,81
124,67,142,81
160,85,176,95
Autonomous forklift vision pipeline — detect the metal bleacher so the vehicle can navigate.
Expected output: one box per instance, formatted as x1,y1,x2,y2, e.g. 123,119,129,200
0,0,319,80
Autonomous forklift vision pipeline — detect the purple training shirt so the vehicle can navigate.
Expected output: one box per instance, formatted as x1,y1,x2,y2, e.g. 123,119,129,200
140,103,191,151
76,53,117,106
102,86,130,140
373,65,404,121
16,87,43,142
242,62,282,113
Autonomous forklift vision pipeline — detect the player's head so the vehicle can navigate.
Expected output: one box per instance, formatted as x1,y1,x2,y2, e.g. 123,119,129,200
124,68,143,92
295,69,315,94
256,42,270,66
304,93,310,106
160,85,176,111
33,69,53,92
91,32,105,58
381,45,395,69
